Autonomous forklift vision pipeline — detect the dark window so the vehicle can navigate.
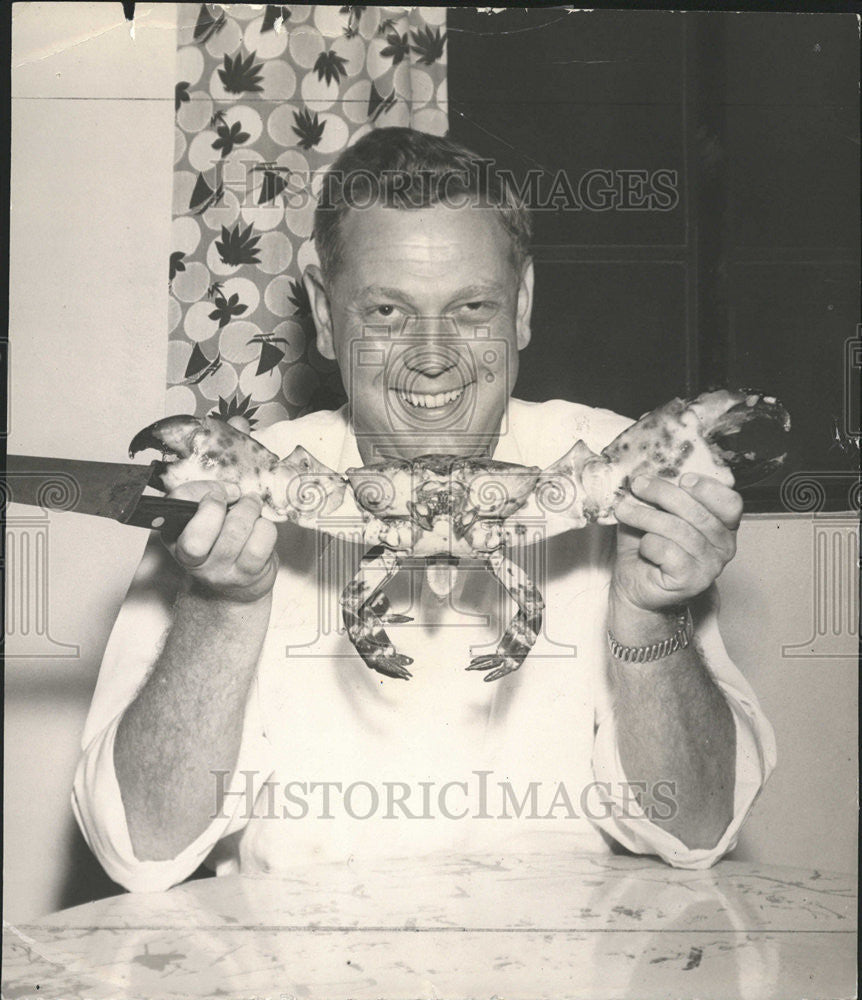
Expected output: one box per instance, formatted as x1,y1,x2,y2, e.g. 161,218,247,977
448,8,860,512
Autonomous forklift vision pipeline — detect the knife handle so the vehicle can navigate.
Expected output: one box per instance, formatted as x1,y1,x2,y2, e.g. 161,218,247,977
125,496,202,542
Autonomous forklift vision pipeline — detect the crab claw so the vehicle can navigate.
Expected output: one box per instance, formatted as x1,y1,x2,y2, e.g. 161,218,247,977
128,415,208,491
128,415,360,529
129,415,200,460
129,414,277,499
697,391,791,487
467,654,520,682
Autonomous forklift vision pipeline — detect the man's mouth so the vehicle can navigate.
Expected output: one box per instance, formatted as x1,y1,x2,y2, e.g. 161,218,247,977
394,384,472,409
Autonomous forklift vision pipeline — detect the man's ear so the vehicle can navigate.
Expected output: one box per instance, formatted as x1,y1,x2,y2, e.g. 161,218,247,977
516,258,534,351
303,265,336,360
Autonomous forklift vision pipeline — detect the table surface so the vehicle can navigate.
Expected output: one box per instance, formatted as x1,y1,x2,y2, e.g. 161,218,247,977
2,852,856,1000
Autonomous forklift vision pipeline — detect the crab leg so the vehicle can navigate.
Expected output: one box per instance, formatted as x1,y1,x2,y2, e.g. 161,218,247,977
341,546,414,680
467,551,545,682
367,591,414,626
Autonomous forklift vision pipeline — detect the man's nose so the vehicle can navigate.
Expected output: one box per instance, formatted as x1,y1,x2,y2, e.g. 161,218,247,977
402,316,462,376
404,314,460,343
405,354,456,377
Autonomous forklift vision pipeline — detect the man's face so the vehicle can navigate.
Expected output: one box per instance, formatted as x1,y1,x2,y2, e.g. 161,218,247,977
306,202,533,462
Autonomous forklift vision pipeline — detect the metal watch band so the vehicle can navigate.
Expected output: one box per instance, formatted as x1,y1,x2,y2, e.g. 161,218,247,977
607,608,693,663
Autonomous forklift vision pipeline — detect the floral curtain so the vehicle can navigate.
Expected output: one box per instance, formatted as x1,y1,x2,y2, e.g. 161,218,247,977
168,4,449,428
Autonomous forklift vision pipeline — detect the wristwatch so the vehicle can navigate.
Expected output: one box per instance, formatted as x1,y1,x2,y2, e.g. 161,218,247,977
607,607,693,663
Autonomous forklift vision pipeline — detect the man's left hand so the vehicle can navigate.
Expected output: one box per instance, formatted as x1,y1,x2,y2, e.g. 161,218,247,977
611,473,743,613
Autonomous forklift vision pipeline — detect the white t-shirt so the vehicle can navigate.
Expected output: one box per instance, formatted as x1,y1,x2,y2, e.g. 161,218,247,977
73,399,776,892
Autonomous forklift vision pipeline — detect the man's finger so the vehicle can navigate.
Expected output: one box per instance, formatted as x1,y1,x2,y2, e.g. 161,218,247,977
235,518,279,576
206,496,265,565
172,491,230,567
678,474,744,531
616,495,709,561
629,475,735,552
639,532,692,580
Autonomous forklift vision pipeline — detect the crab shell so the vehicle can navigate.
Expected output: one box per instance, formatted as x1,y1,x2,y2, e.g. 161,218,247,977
128,391,789,683
520,389,790,531
343,455,542,557
128,389,790,541
128,415,362,526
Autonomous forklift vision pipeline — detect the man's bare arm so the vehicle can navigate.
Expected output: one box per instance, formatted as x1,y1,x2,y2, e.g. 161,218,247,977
114,485,278,861
607,473,742,850
606,589,735,849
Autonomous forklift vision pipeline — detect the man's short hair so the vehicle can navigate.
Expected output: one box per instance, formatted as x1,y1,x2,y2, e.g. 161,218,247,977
313,127,532,281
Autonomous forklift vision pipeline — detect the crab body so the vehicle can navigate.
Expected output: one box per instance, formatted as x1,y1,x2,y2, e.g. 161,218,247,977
130,389,790,683
345,455,542,557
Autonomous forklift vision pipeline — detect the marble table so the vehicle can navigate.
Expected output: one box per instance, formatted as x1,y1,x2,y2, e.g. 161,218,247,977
2,853,855,1000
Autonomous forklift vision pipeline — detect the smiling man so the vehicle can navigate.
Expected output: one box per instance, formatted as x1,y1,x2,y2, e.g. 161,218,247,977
74,128,775,891
305,155,532,463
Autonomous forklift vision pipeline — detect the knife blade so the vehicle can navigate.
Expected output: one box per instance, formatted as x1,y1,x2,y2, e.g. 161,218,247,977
4,454,200,538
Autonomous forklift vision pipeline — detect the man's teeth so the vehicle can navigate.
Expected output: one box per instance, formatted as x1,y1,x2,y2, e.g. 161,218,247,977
398,387,466,408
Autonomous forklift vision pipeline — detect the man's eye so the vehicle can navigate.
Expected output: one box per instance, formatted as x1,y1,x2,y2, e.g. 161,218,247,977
374,304,399,318
455,301,496,318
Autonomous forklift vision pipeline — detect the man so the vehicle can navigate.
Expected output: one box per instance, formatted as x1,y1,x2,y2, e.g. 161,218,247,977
74,128,774,892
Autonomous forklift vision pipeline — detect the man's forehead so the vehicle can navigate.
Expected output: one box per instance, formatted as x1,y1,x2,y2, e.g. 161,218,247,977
340,203,510,256
335,203,516,286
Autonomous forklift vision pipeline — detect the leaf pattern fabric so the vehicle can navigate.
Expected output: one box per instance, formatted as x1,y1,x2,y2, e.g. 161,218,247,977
168,4,448,427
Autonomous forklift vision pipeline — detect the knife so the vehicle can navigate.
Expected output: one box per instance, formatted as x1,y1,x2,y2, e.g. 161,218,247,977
4,454,201,539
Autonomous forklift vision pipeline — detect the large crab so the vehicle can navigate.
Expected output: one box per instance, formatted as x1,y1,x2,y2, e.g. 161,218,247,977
129,389,790,682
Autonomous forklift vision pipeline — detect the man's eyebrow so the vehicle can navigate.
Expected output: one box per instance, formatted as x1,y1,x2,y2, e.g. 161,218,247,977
358,285,413,303
448,283,506,301
355,282,508,309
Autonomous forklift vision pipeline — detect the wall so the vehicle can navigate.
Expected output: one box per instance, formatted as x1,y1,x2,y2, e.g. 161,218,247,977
5,3,858,923
6,1,176,922
719,517,857,870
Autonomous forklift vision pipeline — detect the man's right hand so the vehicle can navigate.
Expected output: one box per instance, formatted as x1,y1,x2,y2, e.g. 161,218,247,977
163,481,279,603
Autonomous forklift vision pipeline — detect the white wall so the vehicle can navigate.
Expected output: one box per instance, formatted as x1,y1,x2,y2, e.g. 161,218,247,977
5,1,857,924
719,517,858,870
6,2,177,922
